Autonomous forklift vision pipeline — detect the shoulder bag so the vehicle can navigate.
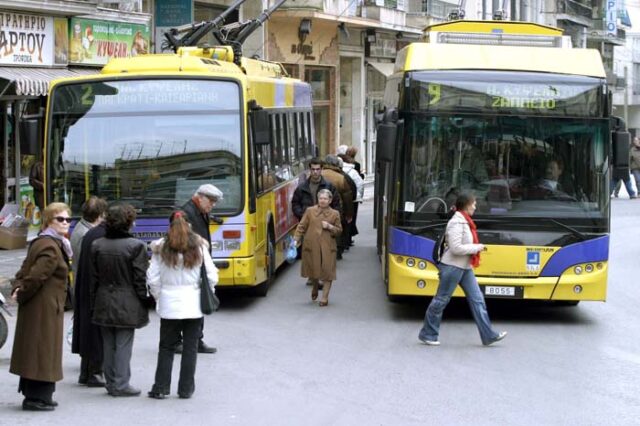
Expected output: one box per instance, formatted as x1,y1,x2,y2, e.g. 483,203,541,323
200,261,220,314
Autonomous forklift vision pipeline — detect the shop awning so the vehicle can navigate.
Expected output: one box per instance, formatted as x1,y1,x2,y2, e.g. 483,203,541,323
367,61,395,78
0,67,100,97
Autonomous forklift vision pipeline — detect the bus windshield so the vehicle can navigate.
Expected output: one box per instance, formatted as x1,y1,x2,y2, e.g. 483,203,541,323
47,78,242,217
400,113,609,221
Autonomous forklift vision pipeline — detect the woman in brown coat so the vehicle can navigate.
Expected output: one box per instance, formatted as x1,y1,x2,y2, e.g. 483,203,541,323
293,189,342,306
10,202,73,411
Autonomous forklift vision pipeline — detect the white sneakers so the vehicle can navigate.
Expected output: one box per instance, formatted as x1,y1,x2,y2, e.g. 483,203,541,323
419,331,508,347
485,331,508,346
419,337,441,346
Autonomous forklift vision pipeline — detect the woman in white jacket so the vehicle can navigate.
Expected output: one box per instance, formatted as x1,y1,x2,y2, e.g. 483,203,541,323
147,211,218,399
418,193,506,347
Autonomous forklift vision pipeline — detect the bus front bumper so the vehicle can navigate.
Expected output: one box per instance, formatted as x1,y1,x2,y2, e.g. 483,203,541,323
387,255,607,302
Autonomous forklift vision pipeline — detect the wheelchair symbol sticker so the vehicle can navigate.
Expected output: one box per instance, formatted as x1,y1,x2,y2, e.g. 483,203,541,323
526,251,540,271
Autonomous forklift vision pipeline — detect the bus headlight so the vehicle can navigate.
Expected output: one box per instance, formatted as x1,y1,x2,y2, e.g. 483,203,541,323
418,261,427,270
574,265,583,275
585,264,593,273
417,280,426,289
573,285,583,294
406,258,416,267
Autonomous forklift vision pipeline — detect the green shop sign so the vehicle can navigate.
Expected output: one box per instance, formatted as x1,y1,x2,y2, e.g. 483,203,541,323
68,18,150,65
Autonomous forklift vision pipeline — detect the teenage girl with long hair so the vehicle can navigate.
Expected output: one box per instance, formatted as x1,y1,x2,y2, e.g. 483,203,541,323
147,210,218,399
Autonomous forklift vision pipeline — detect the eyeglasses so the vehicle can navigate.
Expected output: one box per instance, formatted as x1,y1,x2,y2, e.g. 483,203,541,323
54,216,73,223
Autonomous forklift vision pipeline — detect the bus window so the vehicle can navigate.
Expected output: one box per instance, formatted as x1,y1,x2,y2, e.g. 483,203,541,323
288,112,301,175
306,112,315,158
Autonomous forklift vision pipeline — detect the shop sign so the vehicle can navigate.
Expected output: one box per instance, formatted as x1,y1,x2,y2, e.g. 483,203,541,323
155,0,193,52
605,0,617,36
68,18,150,66
156,0,192,26
0,12,55,66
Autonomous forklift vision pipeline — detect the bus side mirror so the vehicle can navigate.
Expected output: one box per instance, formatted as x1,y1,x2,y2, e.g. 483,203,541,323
612,131,630,169
19,118,40,155
376,122,397,163
250,108,271,146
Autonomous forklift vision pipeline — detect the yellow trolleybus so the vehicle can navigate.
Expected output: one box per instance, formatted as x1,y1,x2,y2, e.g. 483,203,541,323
44,0,314,295
375,20,630,303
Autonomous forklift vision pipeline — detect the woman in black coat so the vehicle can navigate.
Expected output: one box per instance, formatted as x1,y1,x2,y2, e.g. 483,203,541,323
90,203,149,397
71,223,106,387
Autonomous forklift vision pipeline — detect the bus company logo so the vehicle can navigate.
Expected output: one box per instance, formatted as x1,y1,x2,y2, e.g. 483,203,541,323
526,250,541,272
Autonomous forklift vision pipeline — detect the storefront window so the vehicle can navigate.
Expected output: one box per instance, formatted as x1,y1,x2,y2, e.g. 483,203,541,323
305,68,331,101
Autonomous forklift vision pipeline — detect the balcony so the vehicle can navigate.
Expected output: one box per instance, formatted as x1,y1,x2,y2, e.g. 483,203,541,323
588,19,626,46
280,0,360,17
404,0,457,28
362,0,407,27
555,0,592,27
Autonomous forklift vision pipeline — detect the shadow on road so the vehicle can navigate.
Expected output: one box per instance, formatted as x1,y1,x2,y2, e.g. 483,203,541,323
387,297,595,325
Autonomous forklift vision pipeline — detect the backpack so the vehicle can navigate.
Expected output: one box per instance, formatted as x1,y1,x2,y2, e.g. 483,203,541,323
431,232,447,265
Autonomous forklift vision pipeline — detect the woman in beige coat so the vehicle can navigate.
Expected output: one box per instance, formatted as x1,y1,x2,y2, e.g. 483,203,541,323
293,189,342,306
10,202,73,411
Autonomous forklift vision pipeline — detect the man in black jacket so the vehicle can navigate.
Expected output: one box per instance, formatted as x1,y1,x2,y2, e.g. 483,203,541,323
178,184,223,355
291,158,340,220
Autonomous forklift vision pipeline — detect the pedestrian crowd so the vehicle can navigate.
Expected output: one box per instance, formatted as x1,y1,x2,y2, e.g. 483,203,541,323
6,144,507,412
8,184,222,410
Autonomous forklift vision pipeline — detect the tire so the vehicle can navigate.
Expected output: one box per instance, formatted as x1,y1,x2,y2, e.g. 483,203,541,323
255,238,275,297
0,313,8,350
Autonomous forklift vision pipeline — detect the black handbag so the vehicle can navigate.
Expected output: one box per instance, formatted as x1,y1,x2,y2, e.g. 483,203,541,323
200,262,219,314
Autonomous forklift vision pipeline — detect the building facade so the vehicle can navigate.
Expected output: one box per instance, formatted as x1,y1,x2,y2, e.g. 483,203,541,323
0,0,152,213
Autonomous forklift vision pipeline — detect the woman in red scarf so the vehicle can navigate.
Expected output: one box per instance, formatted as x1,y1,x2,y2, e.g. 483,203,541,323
418,193,507,346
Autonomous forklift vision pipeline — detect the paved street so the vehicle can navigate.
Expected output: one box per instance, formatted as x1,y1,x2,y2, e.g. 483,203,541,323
1,198,639,425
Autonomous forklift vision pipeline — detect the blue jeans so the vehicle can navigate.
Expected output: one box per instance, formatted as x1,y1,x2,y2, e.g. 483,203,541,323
419,264,499,345
632,170,640,194
611,174,636,198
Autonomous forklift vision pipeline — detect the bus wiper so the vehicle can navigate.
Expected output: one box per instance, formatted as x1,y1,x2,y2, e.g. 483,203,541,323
396,222,447,234
547,219,587,241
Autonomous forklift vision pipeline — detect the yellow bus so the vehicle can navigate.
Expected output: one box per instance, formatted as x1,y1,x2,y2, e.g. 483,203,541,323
375,20,630,304
44,5,314,296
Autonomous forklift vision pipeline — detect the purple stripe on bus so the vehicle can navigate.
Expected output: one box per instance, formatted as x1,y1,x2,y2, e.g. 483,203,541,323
539,235,608,276
294,83,312,108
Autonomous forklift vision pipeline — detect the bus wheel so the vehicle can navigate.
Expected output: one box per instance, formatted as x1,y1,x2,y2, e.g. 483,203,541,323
256,239,275,297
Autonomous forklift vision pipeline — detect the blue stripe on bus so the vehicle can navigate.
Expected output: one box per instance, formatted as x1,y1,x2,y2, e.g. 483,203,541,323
389,227,609,276
539,235,609,276
294,83,312,108
275,81,285,107
389,227,436,262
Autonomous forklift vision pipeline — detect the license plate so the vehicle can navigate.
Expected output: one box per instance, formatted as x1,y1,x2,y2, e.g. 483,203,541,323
484,286,516,297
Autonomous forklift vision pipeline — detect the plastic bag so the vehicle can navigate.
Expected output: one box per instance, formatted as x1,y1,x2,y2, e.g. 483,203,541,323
285,236,297,264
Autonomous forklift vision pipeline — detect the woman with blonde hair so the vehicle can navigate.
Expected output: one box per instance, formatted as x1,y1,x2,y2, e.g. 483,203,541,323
293,189,342,306
10,202,73,411
147,210,218,399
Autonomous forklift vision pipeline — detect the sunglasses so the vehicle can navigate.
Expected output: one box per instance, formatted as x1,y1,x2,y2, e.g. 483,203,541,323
54,216,73,223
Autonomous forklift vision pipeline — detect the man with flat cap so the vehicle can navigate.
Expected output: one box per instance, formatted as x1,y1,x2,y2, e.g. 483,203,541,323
175,184,223,354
